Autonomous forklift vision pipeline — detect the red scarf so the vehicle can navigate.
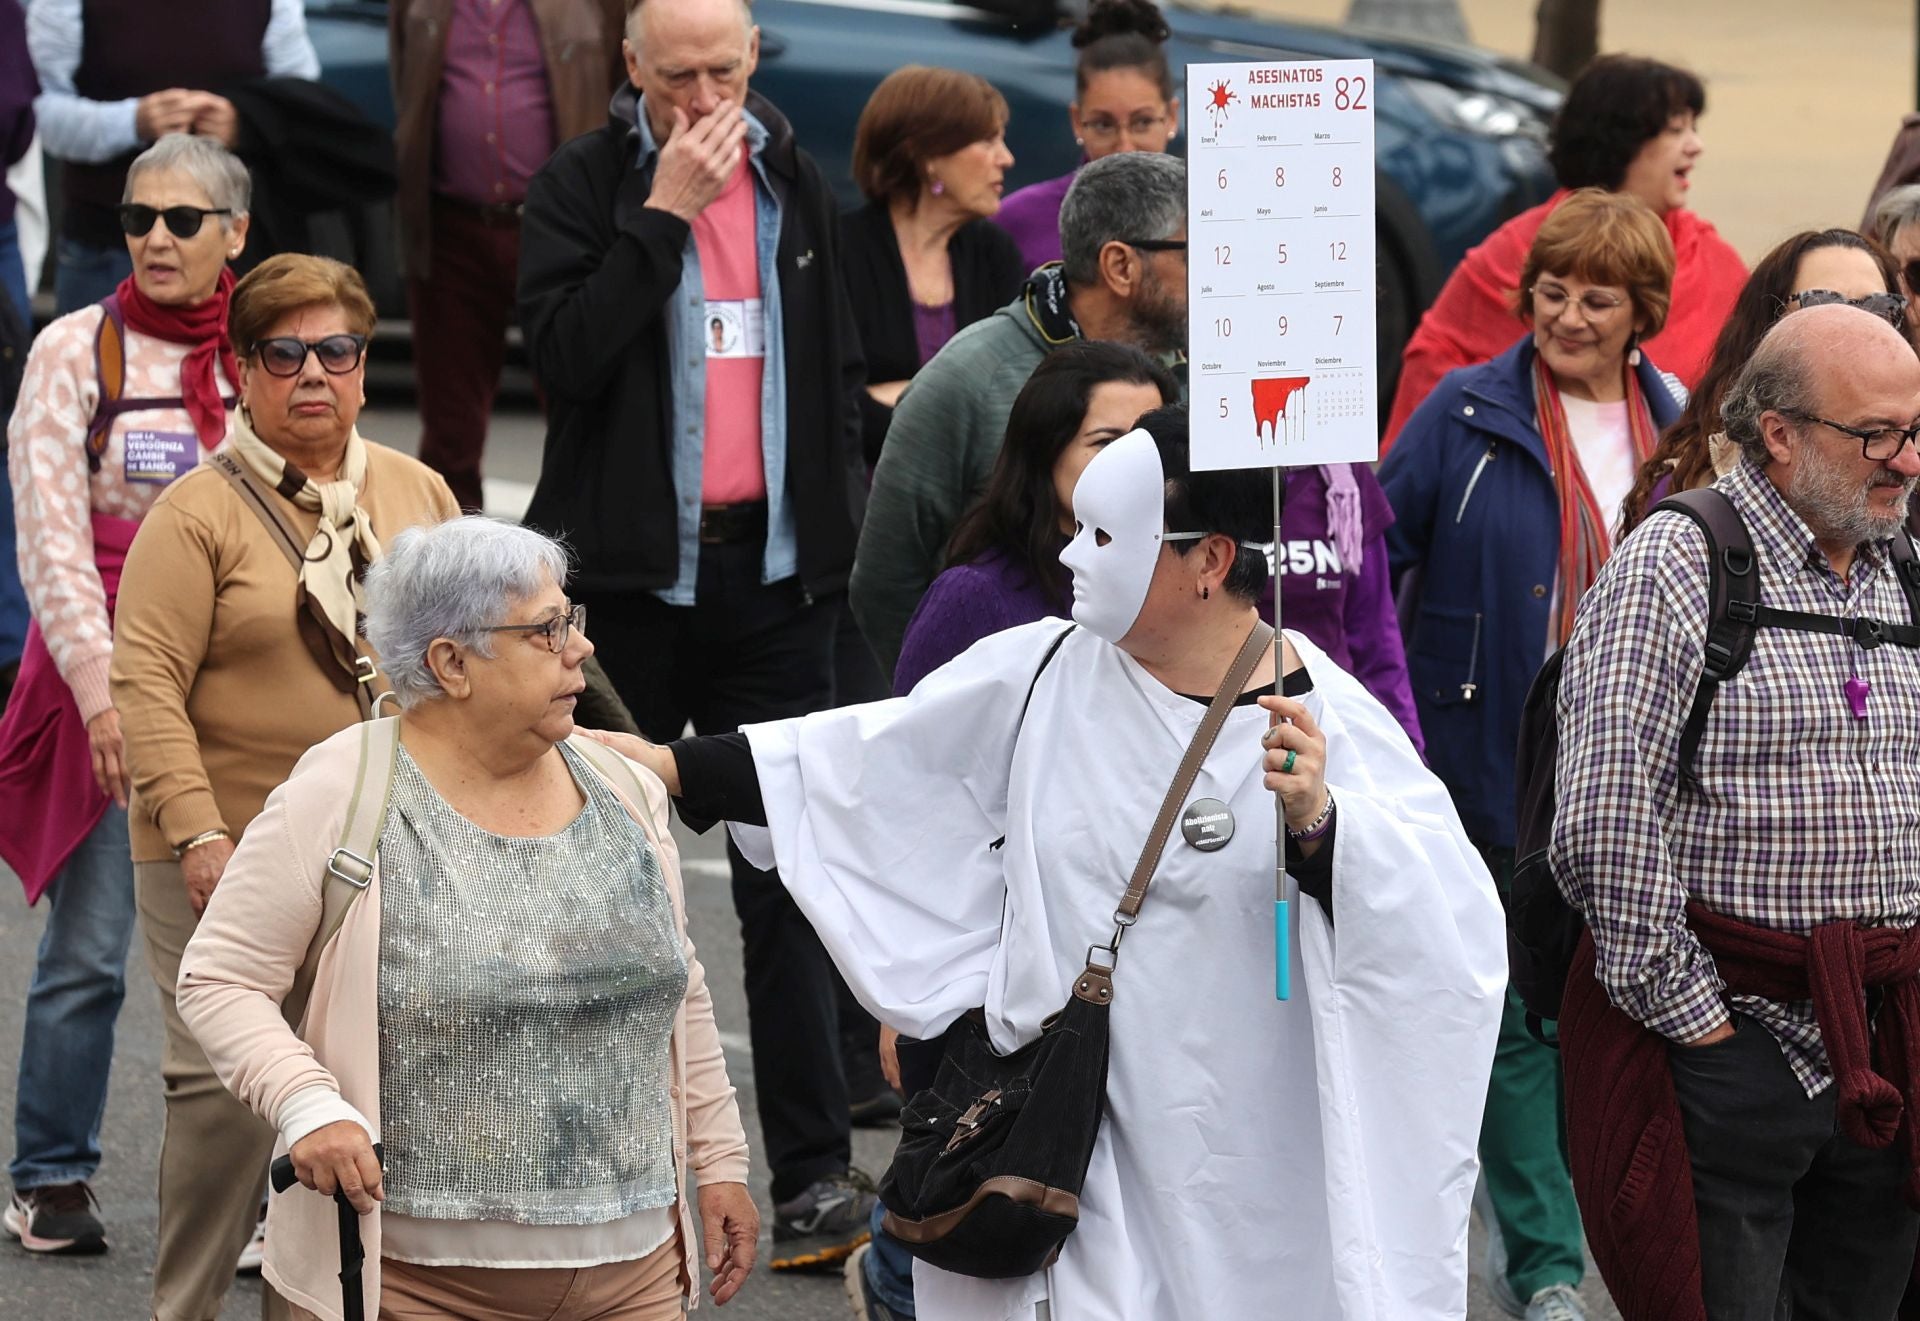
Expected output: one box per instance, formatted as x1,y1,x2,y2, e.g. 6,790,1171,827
1533,351,1660,648
113,265,239,450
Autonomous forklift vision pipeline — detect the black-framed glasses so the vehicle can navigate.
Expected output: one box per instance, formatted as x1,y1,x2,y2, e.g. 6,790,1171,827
250,334,369,378
1122,238,1187,253
117,203,232,239
480,603,587,655
1781,410,1920,461
1790,288,1908,329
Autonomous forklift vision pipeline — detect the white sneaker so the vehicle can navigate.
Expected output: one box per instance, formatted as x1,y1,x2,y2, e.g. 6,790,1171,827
235,1205,265,1274
1525,1283,1588,1321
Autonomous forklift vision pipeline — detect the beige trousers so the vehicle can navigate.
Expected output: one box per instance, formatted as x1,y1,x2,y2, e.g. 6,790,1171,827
286,1234,685,1321
135,859,289,1321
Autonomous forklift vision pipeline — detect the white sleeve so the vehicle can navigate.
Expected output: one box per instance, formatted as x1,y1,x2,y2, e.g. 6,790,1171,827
276,1084,376,1149
27,0,141,163
263,0,321,79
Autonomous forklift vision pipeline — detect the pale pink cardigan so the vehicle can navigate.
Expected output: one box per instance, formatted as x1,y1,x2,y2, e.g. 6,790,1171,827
177,725,752,1321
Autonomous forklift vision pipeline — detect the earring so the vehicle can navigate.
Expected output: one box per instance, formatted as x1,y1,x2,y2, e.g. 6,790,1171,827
1201,584,1210,600
930,178,945,196
1074,137,1085,147
1626,333,1642,368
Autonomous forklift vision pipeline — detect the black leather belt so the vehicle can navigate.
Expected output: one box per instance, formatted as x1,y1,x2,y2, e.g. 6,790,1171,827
698,501,767,545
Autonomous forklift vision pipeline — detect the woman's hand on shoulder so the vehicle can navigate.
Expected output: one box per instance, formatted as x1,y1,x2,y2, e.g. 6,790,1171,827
697,1179,759,1304
1258,693,1329,832
288,1119,384,1215
574,728,681,796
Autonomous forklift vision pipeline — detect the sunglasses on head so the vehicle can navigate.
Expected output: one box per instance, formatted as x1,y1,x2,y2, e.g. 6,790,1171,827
1792,288,1908,328
116,203,232,239
250,334,369,377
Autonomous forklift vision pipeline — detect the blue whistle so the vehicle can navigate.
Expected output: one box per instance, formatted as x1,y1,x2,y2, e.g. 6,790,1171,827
1274,899,1291,1001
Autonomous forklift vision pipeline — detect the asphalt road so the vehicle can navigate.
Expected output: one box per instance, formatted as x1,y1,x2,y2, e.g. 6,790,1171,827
0,394,1619,1320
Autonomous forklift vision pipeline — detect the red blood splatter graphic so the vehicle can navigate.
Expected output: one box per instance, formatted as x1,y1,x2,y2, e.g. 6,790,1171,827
1251,376,1311,444
1206,80,1238,130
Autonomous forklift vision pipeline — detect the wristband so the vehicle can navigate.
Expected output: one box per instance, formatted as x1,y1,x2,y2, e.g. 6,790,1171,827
1287,793,1335,842
173,828,231,859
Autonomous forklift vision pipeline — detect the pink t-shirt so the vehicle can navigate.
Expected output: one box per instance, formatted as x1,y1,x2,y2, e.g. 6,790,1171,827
693,151,767,504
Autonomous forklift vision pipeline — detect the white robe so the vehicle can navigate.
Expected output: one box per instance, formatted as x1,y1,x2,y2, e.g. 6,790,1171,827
732,624,1505,1321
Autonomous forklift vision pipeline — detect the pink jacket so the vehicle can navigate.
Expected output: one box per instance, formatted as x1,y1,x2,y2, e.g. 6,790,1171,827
176,725,751,1320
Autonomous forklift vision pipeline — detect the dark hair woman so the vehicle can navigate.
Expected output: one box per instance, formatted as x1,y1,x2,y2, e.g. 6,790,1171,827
1382,54,1747,453
841,66,1025,467
1619,228,1906,531
993,0,1179,272
893,341,1177,694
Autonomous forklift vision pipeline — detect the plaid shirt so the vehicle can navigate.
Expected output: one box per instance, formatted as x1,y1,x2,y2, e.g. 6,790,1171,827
1550,458,1920,1095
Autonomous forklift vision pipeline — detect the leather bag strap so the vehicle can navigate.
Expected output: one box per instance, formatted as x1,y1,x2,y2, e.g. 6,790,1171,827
1074,620,1276,1005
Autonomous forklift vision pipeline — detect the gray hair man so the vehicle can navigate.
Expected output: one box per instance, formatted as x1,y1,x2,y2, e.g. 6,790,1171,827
1549,303,1920,1318
1872,182,1920,347
850,150,1189,673
515,0,876,1271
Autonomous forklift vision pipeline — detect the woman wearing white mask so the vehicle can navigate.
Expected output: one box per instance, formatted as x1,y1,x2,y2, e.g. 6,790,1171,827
590,405,1504,1320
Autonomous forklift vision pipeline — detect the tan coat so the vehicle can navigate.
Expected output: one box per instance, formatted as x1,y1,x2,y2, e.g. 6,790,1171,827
176,723,752,1321
389,0,628,277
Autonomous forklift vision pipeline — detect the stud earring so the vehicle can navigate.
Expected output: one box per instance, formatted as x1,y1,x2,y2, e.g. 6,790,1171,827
1074,137,1085,147
930,179,945,196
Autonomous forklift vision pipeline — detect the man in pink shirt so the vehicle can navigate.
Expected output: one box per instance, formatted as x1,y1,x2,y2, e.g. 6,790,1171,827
517,0,874,1274
389,0,626,510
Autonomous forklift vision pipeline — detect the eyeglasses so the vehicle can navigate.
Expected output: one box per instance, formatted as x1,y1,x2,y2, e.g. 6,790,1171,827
1122,238,1187,254
1781,410,1920,461
480,603,587,655
250,334,370,377
1529,284,1628,321
1790,288,1908,329
1078,113,1170,144
117,203,233,239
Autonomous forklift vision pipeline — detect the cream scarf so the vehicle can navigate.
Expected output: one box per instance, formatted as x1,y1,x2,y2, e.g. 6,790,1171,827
226,407,382,682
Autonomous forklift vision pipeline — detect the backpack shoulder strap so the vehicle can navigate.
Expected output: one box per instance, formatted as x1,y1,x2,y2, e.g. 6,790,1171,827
206,451,308,571
281,718,402,1032
84,296,126,475
1649,489,1759,789
1888,530,1920,626
568,734,668,844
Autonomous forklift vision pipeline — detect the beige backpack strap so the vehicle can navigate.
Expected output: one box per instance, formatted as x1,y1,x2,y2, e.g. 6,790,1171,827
282,718,402,1031
567,735,663,842
1073,620,1275,1006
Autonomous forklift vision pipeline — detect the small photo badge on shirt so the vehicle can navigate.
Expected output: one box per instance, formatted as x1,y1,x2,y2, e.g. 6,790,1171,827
704,298,765,360
1181,798,1235,852
122,430,195,484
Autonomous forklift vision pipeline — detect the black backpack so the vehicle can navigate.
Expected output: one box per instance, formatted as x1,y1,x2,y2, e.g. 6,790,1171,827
1507,487,1920,1041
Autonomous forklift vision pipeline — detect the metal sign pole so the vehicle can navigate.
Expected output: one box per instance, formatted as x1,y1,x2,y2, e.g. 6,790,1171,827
1273,465,1291,1001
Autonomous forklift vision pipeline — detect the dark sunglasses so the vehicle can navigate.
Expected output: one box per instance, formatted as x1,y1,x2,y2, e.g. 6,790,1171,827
1122,238,1188,253
116,203,232,239
250,334,369,377
1791,288,1907,328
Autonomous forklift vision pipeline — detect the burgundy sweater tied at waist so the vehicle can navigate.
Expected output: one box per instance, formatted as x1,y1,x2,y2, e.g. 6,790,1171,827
1561,902,1920,1321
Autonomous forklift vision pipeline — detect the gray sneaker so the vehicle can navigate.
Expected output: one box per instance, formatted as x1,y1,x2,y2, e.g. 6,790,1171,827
770,1170,877,1272
1525,1283,1588,1321
842,1243,907,1320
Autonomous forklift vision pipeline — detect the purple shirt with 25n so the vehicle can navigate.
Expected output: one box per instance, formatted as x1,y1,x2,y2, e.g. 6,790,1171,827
893,465,1425,754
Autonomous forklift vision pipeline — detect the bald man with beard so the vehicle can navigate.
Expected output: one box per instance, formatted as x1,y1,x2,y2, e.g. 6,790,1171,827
1550,304,1920,1319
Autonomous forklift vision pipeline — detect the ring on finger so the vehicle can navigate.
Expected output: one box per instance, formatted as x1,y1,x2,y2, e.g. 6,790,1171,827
1281,748,1298,774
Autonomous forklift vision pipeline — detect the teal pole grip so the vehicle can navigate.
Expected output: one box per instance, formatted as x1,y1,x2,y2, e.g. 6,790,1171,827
1274,898,1291,1000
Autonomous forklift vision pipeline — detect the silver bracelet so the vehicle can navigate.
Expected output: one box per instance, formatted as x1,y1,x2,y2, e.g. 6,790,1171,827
1287,792,1335,841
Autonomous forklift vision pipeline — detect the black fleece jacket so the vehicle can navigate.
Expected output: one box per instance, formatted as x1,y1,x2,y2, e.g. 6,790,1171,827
516,86,867,596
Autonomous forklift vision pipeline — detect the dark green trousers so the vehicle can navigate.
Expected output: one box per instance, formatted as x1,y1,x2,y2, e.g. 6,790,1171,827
1479,845,1586,1300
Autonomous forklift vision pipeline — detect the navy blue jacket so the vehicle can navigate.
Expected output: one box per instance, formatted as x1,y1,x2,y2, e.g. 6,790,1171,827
1380,337,1683,848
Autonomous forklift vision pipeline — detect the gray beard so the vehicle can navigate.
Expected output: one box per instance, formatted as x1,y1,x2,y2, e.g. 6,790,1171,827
1786,460,1915,547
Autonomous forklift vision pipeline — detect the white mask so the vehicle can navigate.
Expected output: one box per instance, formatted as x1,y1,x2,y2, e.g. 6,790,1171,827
1060,429,1177,644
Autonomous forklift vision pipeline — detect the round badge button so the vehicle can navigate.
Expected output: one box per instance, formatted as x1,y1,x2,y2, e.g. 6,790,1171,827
1180,797,1235,852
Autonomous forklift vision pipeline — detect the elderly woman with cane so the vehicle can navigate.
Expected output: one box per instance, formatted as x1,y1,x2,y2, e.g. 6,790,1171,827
176,517,758,1321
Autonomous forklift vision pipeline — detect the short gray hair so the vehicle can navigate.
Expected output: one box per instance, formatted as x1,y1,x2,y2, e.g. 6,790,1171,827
1720,330,1817,464
1059,152,1186,286
1873,184,1920,251
625,0,754,47
364,518,571,709
123,133,251,227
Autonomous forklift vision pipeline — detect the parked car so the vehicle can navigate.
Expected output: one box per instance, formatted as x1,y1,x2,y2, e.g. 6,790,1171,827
305,0,1563,401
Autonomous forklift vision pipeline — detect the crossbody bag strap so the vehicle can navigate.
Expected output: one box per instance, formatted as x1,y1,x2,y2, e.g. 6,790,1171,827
208,451,380,718
1073,619,1276,1006
281,718,401,1032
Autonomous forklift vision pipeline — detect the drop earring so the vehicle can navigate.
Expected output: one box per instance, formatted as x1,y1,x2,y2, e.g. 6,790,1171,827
1201,584,1210,600
1626,332,1642,368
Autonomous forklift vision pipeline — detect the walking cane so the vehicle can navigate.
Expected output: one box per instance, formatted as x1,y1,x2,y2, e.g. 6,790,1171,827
269,1145,384,1321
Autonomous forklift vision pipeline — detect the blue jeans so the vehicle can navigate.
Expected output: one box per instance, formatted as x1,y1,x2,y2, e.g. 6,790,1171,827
10,808,136,1190
866,1200,917,1315
0,218,27,667
53,236,131,316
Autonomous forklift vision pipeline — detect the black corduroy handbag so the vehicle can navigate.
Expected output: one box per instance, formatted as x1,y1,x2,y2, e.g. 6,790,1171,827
877,621,1275,1279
